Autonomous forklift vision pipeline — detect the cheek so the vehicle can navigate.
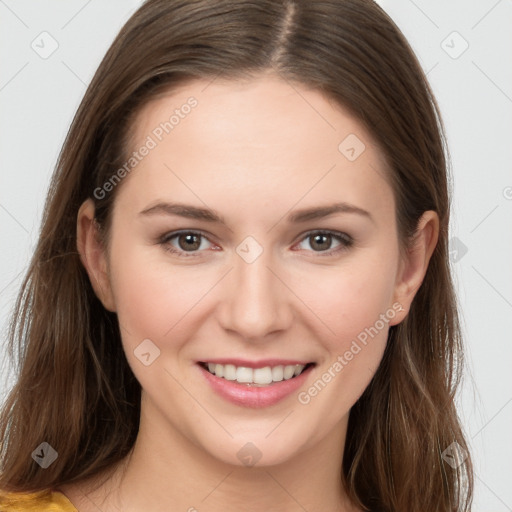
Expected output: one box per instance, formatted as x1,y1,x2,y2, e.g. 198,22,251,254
292,298,390,424
292,255,398,348
289,253,397,406
107,243,206,351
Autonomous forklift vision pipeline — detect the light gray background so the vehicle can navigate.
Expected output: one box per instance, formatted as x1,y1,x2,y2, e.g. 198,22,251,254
1,1,511,510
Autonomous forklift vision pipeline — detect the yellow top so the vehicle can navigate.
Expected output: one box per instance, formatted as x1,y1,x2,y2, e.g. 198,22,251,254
0,490,77,511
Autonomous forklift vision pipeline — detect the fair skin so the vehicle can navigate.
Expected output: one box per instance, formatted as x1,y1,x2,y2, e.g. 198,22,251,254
64,74,438,512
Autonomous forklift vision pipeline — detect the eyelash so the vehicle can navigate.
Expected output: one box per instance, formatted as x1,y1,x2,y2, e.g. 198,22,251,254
158,229,354,258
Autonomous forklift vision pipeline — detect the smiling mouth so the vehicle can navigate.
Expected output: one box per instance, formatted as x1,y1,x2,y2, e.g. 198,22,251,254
198,362,315,386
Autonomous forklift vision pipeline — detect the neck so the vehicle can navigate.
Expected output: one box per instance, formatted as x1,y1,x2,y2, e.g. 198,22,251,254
63,400,360,512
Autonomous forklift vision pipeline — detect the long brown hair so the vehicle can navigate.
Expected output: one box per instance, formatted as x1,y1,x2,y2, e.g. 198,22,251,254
0,1,473,510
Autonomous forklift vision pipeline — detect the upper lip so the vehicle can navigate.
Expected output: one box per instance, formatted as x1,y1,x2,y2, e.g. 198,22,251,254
198,358,314,369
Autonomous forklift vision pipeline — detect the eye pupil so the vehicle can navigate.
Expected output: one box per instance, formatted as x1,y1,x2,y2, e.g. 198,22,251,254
179,233,201,251
310,233,331,251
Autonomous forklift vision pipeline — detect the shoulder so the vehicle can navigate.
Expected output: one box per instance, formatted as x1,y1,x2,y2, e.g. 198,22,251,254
0,489,77,512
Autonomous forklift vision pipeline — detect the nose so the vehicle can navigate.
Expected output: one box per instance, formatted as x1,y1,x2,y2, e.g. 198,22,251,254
217,248,294,341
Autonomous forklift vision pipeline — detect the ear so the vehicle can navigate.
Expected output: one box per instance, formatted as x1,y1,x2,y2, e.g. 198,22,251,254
76,199,116,312
389,210,439,326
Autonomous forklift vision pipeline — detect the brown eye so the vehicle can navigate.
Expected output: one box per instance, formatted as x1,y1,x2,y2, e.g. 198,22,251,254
177,233,202,251
160,230,214,257
295,230,353,255
309,233,333,251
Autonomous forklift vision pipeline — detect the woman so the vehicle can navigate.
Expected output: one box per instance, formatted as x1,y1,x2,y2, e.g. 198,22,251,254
0,0,473,510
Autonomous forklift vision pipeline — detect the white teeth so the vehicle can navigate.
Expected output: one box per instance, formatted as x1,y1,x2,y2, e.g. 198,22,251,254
224,364,237,380
271,366,284,382
253,367,273,385
293,365,303,376
283,365,295,380
215,363,224,378
204,363,307,384
236,366,253,383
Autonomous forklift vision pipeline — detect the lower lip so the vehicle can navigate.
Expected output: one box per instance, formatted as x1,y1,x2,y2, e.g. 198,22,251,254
198,364,314,408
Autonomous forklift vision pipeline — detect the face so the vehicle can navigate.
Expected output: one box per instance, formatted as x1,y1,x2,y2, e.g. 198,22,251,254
86,74,413,467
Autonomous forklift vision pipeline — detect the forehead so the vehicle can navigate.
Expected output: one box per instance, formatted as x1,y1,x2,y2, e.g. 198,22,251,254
119,74,394,222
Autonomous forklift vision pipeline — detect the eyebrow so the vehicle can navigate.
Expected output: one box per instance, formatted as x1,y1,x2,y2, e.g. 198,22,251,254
139,201,374,225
